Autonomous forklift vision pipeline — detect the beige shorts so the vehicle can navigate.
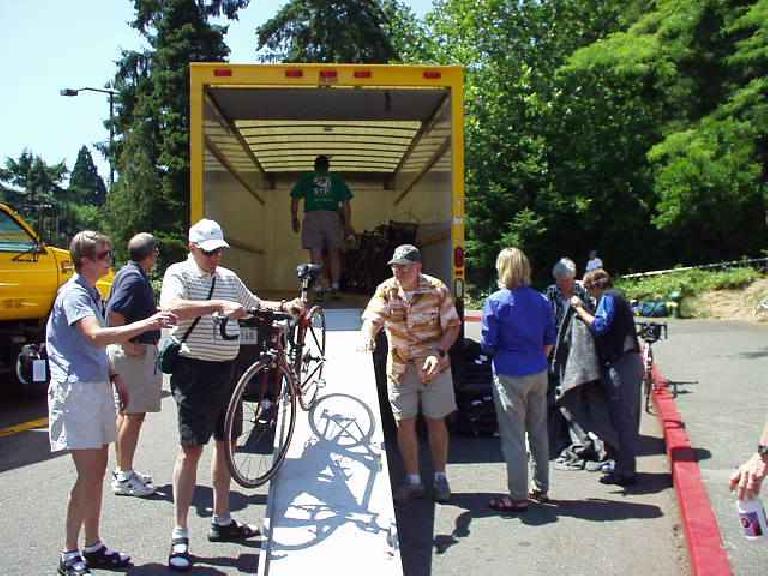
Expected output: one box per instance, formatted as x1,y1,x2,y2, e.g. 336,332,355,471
301,210,343,251
107,343,163,413
48,380,117,452
388,363,457,421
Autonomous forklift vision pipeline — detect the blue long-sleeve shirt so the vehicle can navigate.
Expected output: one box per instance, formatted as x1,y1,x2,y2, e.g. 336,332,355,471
481,287,556,377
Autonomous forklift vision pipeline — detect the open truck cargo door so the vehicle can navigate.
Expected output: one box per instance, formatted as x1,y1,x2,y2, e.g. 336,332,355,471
188,64,464,316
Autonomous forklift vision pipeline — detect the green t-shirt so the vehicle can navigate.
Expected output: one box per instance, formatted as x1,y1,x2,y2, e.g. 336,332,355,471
290,171,352,212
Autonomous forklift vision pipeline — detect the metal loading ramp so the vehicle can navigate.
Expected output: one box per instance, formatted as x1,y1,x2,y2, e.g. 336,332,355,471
259,309,403,576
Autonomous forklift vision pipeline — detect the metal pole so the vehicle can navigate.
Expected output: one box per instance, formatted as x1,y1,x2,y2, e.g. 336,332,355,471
108,92,115,189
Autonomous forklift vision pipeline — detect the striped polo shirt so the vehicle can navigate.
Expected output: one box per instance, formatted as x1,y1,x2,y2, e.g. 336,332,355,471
159,255,261,362
362,273,460,381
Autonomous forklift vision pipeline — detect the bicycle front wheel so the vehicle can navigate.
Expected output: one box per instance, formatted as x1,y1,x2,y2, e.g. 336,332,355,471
224,359,297,488
293,306,326,411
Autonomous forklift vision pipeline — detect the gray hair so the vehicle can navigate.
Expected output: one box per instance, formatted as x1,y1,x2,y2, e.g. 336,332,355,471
128,232,157,262
70,230,111,271
552,258,577,280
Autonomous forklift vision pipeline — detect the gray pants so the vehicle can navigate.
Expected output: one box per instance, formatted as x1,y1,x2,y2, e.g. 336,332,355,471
603,352,643,477
492,371,549,499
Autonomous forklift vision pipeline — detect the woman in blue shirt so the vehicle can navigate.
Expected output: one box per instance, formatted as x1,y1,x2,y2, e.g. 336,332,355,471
482,248,556,512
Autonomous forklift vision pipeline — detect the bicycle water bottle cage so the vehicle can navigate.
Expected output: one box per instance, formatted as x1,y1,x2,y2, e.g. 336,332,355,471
296,263,323,281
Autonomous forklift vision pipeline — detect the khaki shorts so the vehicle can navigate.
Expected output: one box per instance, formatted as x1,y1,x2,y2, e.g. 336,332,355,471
108,343,163,413
301,210,343,251
48,380,117,452
388,363,457,420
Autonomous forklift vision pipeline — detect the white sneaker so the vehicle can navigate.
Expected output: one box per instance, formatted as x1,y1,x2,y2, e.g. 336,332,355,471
111,470,155,497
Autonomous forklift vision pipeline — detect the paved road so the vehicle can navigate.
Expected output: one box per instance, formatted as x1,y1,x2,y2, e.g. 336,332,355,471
0,320,689,575
653,319,768,574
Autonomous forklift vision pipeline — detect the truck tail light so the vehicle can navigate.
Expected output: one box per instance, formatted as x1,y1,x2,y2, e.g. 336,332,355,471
213,68,232,77
319,69,338,80
454,246,465,269
423,70,442,80
354,70,372,79
285,69,303,78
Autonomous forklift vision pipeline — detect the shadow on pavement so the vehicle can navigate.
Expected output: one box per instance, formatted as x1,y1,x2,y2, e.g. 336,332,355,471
129,561,227,574
150,483,266,517
0,429,65,473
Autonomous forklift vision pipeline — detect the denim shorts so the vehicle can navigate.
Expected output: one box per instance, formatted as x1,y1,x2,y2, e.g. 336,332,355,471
170,356,237,446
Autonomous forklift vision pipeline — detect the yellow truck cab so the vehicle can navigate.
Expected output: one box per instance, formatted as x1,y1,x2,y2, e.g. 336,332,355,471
0,203,112,391
188,63,465,312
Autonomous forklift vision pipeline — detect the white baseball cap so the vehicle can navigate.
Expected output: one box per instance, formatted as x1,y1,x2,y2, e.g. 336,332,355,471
188,219,230,251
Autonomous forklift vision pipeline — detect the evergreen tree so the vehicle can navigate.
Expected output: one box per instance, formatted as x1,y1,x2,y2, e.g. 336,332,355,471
69,146,107,205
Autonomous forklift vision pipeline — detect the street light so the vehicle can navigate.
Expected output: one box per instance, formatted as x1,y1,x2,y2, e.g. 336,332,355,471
60,87,118,188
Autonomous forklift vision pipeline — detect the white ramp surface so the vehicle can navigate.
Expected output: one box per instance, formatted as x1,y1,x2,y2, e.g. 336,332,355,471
260,309,403,576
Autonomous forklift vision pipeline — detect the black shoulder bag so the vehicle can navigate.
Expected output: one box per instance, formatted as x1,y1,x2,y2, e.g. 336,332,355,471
158,276,216,374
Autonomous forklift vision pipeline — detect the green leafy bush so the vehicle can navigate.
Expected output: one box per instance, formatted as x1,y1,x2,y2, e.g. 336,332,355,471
617,267,763,301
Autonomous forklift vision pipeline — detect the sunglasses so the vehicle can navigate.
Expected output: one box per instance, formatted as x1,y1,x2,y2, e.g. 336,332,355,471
200,247,224,257
95,249,113,261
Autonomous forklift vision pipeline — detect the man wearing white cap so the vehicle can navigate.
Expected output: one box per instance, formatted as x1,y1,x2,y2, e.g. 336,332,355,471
159,218,302,572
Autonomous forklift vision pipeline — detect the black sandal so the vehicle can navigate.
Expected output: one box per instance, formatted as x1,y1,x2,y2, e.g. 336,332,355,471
168,536,192,572
207,519,259,542
58,553,90,575
82,543,131,569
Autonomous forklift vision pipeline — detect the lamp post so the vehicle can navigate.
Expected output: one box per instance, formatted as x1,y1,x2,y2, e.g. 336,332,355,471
60,87,118,189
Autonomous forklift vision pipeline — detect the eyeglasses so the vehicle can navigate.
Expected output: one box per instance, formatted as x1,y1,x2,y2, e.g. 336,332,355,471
200,247,224,257
96,249,112,261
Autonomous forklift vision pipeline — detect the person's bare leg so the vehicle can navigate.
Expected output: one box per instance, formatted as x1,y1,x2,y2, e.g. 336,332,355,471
329,248,341,288
172,444,202,530
425,417,449,473
116,413,146,472
211,440,232,517
396,418,419,476
69,446,109,549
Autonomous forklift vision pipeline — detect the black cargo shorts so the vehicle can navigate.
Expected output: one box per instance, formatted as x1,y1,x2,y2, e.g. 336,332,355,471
170,356,239,446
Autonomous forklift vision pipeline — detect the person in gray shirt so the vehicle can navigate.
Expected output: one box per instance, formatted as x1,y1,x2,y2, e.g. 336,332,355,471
47,230,175,576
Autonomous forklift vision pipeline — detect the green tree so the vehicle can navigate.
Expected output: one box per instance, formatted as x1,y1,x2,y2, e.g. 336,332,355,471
257,0,408,62
107,0,248,264
69,146,107,205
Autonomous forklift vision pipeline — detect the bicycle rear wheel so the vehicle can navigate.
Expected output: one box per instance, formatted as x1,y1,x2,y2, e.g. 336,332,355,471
224,359,297,488
293,306,326,411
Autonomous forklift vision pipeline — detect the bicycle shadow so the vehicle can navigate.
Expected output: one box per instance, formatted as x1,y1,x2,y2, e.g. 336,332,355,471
267,393,395,557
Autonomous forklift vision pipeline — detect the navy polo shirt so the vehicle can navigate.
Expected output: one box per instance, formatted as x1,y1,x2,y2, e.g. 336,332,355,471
106,261,159,344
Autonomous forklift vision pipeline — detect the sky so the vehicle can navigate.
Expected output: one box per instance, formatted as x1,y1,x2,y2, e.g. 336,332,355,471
0,0,434,186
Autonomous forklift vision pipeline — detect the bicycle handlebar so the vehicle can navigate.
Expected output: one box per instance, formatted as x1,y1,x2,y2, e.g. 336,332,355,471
213,308,294,341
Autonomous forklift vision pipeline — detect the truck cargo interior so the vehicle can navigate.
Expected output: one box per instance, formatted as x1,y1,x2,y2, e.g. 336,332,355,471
201,85,454,305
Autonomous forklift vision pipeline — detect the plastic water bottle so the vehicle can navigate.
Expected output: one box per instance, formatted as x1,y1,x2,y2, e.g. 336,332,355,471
736,498,767,541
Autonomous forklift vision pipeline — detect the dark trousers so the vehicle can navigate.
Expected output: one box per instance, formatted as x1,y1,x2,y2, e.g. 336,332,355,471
602,352,643,477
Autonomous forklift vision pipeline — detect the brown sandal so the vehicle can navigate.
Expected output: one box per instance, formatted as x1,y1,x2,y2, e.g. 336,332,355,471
489,496,529,513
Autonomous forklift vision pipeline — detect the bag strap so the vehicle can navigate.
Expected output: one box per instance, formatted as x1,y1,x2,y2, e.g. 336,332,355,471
179,276,216,343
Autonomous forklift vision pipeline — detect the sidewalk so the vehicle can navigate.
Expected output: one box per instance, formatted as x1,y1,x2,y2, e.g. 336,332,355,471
653,319,768,574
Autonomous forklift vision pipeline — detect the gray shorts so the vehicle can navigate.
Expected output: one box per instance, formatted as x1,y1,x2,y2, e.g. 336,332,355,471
108,344,163,413
301,210,343,251
48,380,117,452
388,363,457,420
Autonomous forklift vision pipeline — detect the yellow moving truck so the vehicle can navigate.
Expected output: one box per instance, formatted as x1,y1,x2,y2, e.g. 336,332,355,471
189,63,465,311
0,203,111,392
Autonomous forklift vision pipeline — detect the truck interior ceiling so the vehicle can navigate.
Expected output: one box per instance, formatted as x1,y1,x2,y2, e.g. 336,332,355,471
202,85,454,302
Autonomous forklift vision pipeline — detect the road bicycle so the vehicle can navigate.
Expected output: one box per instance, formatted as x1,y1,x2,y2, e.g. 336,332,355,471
635,320,668,414
216,264,327,488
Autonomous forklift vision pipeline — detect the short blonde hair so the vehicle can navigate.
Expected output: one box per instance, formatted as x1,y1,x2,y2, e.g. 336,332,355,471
70,230,111,271
496,247,531,289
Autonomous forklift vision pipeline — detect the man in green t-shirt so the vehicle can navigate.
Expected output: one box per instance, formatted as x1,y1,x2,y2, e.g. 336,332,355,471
290,155,354,298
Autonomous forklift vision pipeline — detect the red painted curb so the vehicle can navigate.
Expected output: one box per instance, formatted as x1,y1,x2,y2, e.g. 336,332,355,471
464,313,481,322
652,366,732,576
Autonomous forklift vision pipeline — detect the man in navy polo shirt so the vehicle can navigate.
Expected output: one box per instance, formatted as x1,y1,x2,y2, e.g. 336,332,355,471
107,233,162,497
